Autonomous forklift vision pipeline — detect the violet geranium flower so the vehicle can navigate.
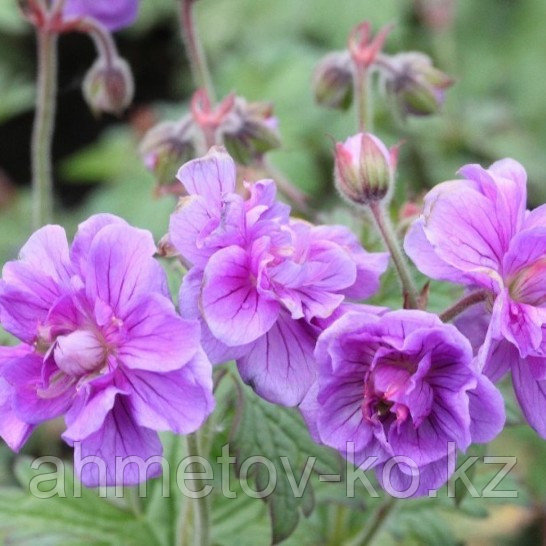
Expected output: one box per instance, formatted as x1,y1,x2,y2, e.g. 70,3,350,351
0,214,214,486
169,148,389,406
404,159,546,437
300,308,505,497
63,0,139,31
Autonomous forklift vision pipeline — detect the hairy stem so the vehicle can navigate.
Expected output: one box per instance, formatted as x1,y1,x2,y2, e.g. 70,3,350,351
184,433,211,546
354,65,371,132
180,0,215,101
349,496,397,546
31,26,58,229
369,202,419,309
439,290,489,323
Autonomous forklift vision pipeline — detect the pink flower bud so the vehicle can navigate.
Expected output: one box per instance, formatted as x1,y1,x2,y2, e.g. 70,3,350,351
83,56,134,116
313,51,354,110
334,133,397,205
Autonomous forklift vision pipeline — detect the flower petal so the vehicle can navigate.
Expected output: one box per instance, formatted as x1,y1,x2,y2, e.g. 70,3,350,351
179,268,251,364
177,147,236,202
124,349,214,434
85,223,166,316
118,293,200,372
201,245,280,346
511,356,546,438
468,374,505,443
237,312,317,406
73,397,163,487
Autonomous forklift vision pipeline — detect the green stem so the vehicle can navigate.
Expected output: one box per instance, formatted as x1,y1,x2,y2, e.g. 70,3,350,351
180,0,215,101
31,26,58,229
439,289,488,323
354,65,371,132
349,496,397,546
369,202,419,309
184,433,211,546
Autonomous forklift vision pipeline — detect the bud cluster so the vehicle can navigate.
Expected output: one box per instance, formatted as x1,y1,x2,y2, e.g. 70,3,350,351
312,20,453,118
141,90,282,187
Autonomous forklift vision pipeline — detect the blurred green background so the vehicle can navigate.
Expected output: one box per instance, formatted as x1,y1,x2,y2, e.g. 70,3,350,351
0,0,545,544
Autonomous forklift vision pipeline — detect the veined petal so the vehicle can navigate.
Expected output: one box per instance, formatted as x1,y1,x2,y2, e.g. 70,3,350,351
468,374,505,443
201,245,280,346
237,312,317,406
85,224,165,316
512,356,546,438
125,349,214,434
179,268,251,364
73,397,163,487
118,293,200,372
177,147,236,203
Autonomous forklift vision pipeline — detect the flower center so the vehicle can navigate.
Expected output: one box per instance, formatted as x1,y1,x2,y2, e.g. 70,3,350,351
53,329,108,378
509,257,546,307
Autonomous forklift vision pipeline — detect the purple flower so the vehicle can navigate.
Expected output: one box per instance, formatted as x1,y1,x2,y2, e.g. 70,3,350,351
169,148,389,406
301,308,505,497
0,214,214,486
63,0,139,31
404,159,546,437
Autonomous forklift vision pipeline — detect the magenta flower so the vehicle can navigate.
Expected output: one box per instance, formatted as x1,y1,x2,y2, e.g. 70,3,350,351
301,308,505,497
0,215,214,486
170,148,389,406
404,159,546,437
63,0,139,31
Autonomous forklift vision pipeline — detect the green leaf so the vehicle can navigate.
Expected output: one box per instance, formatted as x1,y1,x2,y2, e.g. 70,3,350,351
0,457,160,546
230,378,340,544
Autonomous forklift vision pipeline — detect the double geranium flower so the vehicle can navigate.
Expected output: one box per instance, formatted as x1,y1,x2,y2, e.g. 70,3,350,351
301,308,505,496
405,159,546,437
0,215,214,485
169,148,389,406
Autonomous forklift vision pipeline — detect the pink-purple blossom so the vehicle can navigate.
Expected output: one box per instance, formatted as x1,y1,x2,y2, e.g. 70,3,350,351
300,308,505,497
404,159,546,437
0,214,214,486
169,148,389,406
63,0,139,31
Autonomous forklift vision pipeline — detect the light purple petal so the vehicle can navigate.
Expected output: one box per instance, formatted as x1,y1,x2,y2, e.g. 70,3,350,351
63,0,139,31
179,268,251,364
70,213,127,274
177,147,236,202
237,312,317,406
85,224,166,316
74,397,163,487
468,374,505,443
0,376,34,451
420,185,506,290
124,349,215,434
17,225,71,283
511,356,546,438
63,376,125,442
201,245,280,346
404,218,468,284
376,455,454,498
118,293,200,372
523,204,546,231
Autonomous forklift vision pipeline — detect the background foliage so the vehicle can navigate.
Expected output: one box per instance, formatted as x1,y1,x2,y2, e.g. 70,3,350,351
0,0,545,544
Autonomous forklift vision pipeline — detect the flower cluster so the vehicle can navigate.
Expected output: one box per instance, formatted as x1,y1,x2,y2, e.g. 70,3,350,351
301,308,504,496
405,159,546,437
169,147,390,406
0,215,214,485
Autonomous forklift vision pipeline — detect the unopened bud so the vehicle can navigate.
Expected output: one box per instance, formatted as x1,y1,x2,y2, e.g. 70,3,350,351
219,98,281,165
139,117,196,185
313,51,354,110
334,133,397,205
83,56,134,116
380,52,453,117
